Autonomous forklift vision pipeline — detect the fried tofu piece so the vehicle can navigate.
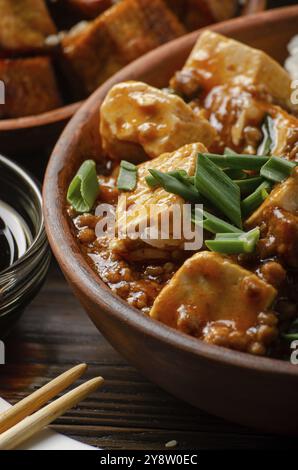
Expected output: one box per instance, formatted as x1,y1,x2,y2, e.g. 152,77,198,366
150,251,277,354
0,0,57,56
66,0,112,18
100,81,216,162
110,143,206,259
171,31,295,111
246,167,298,228
166,0,238,31
203,0,238,21
246,168,298,267
61,0,185,97
0,57,62,118
268,106,298,160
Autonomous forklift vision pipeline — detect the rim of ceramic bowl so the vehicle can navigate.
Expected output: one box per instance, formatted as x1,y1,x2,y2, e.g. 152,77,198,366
44,6,298,379
0,155,47,272
0,0,266,133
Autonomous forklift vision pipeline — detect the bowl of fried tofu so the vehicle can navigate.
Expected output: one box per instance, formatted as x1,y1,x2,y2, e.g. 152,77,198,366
0,0,265,156
43,6,298,434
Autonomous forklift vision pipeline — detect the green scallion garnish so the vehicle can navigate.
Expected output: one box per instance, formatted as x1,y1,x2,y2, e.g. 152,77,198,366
225,168,248,180
282,320,298,341
205,227,260,254
117,160,138,191
195,153,242,228
224,147,238,156
148,169,201,203
258,115,275,156
241,181,272,217
67,160,99,213
260,156,296,183
234,176,264,195
192,208,242,234
203,153,269,170
146,169,189,189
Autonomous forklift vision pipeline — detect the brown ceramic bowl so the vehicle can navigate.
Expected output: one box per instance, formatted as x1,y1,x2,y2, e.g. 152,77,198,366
0,0,266,157
44,6,298,435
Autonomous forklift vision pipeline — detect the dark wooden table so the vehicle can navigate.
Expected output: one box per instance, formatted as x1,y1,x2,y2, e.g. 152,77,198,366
0,261,296,450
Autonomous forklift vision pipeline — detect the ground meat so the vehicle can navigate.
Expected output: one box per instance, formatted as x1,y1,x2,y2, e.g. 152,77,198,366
258,261,287,288
202,312,279,356
258,207,298,268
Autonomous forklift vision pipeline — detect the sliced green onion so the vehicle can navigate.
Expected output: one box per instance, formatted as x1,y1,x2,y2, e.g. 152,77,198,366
192,208,242,234
224,147,238,155
258,115,275,156
241,181,272,217
195,153,242,228
234,176,264,196
148,169,201,203
260,156,296,183
67,160,99,213
203,153,269,170
145,174,160,188
282,320,298,341
222,149,248,179
146,169,190,189
117,160,138,191
206,228,260,254
225,168,248,180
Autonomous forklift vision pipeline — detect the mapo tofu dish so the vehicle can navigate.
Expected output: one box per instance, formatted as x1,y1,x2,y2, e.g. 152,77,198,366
67,32,298,360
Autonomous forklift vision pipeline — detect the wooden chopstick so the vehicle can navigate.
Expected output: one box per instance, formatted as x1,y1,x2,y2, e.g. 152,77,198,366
0,376,104,450
0,363,87,434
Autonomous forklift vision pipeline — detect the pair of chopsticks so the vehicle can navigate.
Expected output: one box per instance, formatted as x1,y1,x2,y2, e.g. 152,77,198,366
0,363,104,450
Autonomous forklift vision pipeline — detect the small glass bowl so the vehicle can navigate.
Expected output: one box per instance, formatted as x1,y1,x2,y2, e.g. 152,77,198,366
0,155,51,338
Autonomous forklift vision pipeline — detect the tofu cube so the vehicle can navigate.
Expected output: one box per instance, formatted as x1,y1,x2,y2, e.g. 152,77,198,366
61,0,185,96
110,142,207,259
166,0,238,31
246,167,298,228
0,0,57,56
268,106,298,160
246,168,298,268
150,251,277,353
100,81,216,162
0,57,62,118
170,31,294,111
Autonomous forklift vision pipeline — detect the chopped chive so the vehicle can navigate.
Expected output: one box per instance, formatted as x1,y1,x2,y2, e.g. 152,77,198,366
241,181,272,217
215,233,245,240
234,176,264,195
221,149,248,179
225,168,248,180
117,160,138,191
283,333,298,341
121,160,137,171
148,169,201,203
145,174,160,188
260,156,296,183
206,228,260,254
146,169,190,189
258,115,275,156
203,153,269,170
192,208,242,234
224,147,238,155
67,160,99,213
195,153,242,228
